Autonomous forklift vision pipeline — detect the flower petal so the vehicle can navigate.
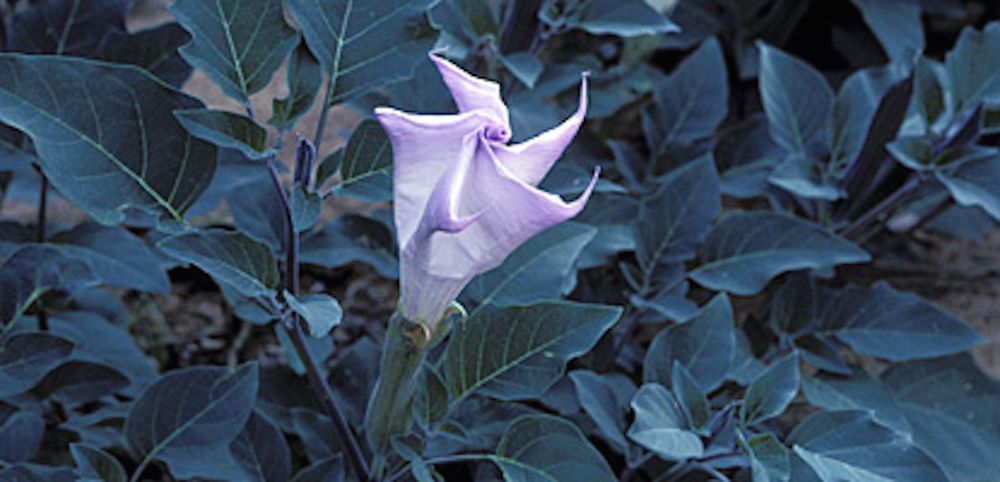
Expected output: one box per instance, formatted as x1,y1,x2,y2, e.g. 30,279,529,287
374,107,491,248
429,53,511,141
492,73,589,185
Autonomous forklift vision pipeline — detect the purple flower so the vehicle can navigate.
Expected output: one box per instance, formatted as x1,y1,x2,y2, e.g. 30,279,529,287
374,53,597,327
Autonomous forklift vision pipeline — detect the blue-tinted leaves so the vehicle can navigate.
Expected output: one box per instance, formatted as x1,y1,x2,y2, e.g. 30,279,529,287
285,292,343,338
300,214,398,279
852,0,924,64
641,38,728,162
442,301,622,401
788,410,948,482
570,370,637,457
802,372,912,435
49,223,170,293
290,456,344,482
740,354,800,425
0,410,44,463
464,222,596,308
936,154,1000,222
175,109,272,160
287,0,438,106
644,295,734,392
745,433,790,482
33,361,129,407
0,333,73,398
0,246,96,325
70,443,127,482
690,212,870,296
819,282,984,361
333,120,393,203
5,0,129,56
270,44,322,132
945,22,1000,114
541,0,679,37
125,364,259,481
171,0,298,105
158,229,280,298
627,383,704,461
0,55,217,224
229,411,292,482
493,414,616,482
670,363,710,433
757,43,833,153
99,23,194,88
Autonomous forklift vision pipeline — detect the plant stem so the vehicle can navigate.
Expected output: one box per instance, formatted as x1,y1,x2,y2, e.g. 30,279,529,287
312,78,334,152
35,166,48,331
840,177,922,240
618,452,655,482
266,160,371,482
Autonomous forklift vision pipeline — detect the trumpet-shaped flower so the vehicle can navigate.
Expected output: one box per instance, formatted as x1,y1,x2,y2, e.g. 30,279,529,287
374,53,597,327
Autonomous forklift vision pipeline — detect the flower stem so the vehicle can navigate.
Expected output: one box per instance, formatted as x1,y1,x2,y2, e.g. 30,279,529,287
34,166,48,331
266,160,371,482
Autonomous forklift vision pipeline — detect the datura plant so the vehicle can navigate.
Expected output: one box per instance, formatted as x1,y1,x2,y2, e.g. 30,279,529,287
0,1,999,482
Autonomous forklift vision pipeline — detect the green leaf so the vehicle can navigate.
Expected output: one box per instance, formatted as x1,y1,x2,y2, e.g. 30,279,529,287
0,246,96,326
99,23,194,88
442,301,622,401
644,294,734,391
0,411,44,463
945,21,1000,114
914,60,945,129
0,54,217,224
545,0,679,37
670,362,710,433
290,455,343,482
158,229,280,298
769,272,816,335
285,292,343,338
882,355,1000,481
50,223,170,293
287,0,438,106
493,414,616,482
70,443,127,482
851,0,924,64
171,0,299,104
333,120,393,203
0,333,74,398
758,42,834,152
641,39,728,158
300,214,398,279
627,383,704,461
802,372,911,435
690,212,870,296
745,433,790,482
125,364,259,481
5,0,128,56
819,282,985,361
290,185,322,232
741,354,800,425
175,109,272,159
768,153,843,200
271,43,322,131
937,155,1000,222
413,365,449,429
33,361,129,407
464,222,597,308
570,370,636,455
499,52,544,88
788,410,948,482
634,156,721,272
229,411,291,482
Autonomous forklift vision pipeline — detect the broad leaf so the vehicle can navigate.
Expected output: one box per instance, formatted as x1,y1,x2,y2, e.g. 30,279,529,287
290,456,344,482
0,246,96,325
641,39,728,158
271,44,322,131
0,333,74,398
670,363,711,433
634,156,721,273
5,0,128,56
229,411,292,482
802,372,911,435
158,229,280,298
33,361,130,406
788,410,947,482
644,294,735,391
758,42,833,152
883,355,1000,481
175,109,272,159
937,155,1000,222
125,364,259,481
50,223,170,293
0,411,44,463
690,212,870,296
333,119,393,202
543,0,679,37
0,55,217,224
287,0,438,105
945,22,1000,114
300,214,398,279
285,292,343,338
442,301,622,401
627,383,704,461
464,222,596,308
746,433,790,482
570,370,637,456
741,354,800,425
99,23,194,88
171,0,298,104
852,0,924,64
819,282,984,361
70,443,127,482
493,414,615,482
290,186,322,233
